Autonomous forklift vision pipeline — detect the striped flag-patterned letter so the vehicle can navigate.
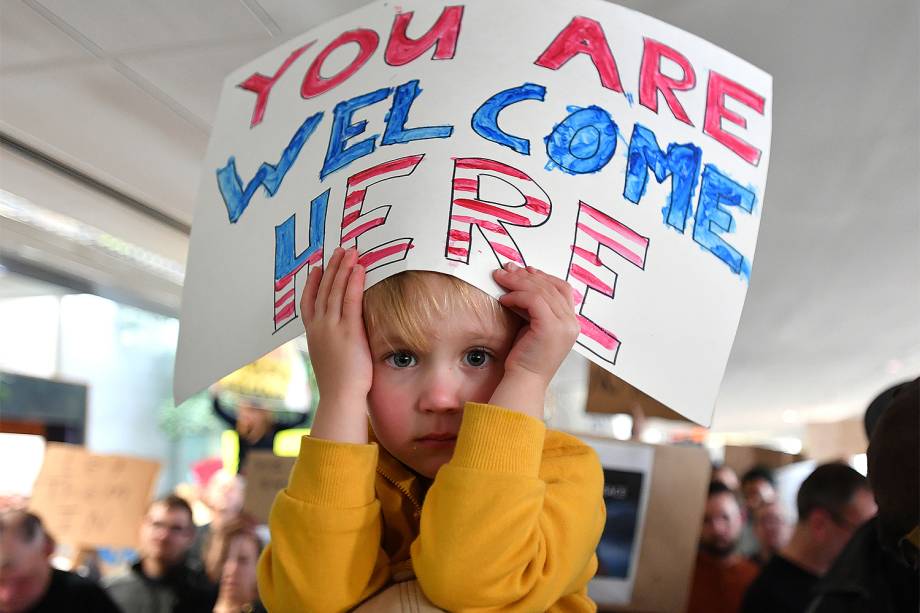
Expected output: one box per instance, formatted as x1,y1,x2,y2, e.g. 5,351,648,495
567,201,649,364
340,154,425,271
273,189,329,332
446,158,551,267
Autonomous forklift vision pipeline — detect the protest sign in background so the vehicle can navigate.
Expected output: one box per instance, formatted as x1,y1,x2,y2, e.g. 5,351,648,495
175,0,772,425
29,443,160,549
242,450,296,524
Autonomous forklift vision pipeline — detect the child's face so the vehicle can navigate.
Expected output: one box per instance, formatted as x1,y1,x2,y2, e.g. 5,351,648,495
366,287,519,478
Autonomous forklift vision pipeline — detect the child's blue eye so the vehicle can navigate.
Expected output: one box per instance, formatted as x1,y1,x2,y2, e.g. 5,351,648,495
387,351,417,368
464,349,489,368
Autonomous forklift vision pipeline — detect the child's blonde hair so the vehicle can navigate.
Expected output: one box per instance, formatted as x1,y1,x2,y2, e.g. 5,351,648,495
362,271,519,352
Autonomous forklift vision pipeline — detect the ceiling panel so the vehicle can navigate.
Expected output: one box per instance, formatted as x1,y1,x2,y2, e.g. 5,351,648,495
120,39,279,125
257,0,370,35
0,0,93,69
31,0,274,53
0,62,207,224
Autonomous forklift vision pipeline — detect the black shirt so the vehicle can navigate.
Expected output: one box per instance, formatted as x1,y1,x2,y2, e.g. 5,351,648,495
742,554,819,613
27,568,122,613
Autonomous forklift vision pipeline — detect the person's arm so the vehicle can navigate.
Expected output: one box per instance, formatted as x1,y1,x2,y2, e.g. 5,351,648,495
257,248,386,611
257,435,391,611
413,403,605,609
211,395,237,428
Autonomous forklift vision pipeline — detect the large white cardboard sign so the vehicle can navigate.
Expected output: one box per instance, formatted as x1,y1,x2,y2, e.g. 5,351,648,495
176,0,772,425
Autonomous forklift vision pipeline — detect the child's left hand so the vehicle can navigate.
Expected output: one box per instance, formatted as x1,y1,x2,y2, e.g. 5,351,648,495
489,263,580,419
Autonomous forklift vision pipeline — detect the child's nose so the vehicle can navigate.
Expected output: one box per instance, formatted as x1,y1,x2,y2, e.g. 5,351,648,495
418,367,463,413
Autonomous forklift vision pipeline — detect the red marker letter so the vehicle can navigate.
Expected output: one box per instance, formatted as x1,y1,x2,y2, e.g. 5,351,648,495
703,71,766,166
340,155,424,271
238,42,314,127
301,29,379,99
385,5,464,66
639,38,696,126
534,17,624,93
446,158,551,267
566,202,649,364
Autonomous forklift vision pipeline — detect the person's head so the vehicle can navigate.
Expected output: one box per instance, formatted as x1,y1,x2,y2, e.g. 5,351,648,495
863,380,910,439
206,521,261,606
740,466,776,513
711,463,740,492
362,271,522,478
867,377,919,559
0,511,55,613
139,495,196,568
752,500,791,558
796,462,876,562
700,481,745,558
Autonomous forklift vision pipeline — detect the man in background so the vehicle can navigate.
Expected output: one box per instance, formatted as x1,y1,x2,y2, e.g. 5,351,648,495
742,463,876,612
687,481,759,613
750,500,792,565
807,378,919,613
104,495,216,613
0,510,120,613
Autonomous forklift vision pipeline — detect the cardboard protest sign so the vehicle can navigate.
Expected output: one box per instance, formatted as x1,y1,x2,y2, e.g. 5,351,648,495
585,361,688,422
29,443,160,549
804,418,867,463
242,450,296,523
723,444,803,478
175,0,772,425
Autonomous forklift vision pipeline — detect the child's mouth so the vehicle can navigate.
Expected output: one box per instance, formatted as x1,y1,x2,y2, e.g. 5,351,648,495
416,432,457,447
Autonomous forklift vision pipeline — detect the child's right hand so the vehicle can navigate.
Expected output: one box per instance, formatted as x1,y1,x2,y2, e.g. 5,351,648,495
301,247,372,443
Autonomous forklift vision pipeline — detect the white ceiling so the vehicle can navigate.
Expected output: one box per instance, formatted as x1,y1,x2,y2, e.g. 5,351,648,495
1,0,917,435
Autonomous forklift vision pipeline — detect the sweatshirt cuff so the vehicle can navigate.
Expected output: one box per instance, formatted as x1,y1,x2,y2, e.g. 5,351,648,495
450,402,545,476
286,435,378,508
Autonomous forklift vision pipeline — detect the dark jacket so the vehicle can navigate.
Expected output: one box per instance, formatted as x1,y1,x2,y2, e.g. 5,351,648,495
806,517,918,613
103,559,217,613
27,568,121,613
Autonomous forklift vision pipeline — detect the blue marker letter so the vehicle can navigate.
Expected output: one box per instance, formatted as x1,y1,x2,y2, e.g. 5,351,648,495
624,123,702,232
217,112,323,223
692,164,755,276
273,189,329,331
382,80,453,145
545,106,618,174
471,83,546,155
321,87,391,180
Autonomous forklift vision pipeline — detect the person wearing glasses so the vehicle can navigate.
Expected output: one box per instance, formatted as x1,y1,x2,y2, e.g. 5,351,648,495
741,463,877,613
104,495,217,613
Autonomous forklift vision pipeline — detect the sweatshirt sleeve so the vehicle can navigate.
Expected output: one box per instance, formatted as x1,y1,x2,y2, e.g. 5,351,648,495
412,402,605,610
257,435,391,612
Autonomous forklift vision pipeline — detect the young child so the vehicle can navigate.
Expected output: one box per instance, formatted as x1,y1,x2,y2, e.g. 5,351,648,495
257,247,605,611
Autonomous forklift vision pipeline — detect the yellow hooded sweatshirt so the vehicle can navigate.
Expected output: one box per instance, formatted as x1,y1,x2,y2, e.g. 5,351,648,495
257,402,605,612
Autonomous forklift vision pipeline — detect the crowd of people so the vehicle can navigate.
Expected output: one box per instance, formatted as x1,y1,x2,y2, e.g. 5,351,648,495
0,472,263,613
1,362,916,612
687,377,919,613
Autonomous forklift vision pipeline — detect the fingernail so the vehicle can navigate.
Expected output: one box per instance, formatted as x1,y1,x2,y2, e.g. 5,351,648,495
505,262,519,271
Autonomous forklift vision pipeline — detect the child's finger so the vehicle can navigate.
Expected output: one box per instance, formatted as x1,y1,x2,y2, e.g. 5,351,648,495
495,266,571,321
301,266,323,321
499,289,555,326
315,247,345,316
341,263,365,323
326,248,357,319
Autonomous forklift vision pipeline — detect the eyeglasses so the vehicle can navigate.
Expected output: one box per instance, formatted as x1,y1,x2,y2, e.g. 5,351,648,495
146,519,191,535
